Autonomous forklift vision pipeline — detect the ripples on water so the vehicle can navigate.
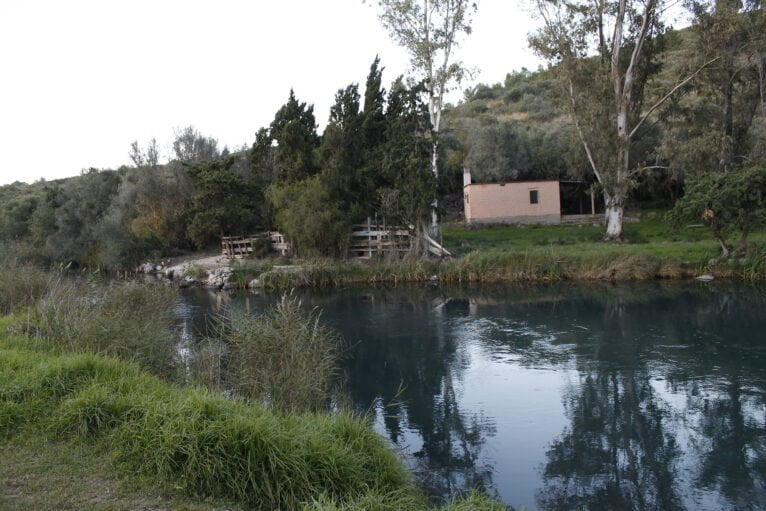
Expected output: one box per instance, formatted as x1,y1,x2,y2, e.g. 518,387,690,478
175,282,766,511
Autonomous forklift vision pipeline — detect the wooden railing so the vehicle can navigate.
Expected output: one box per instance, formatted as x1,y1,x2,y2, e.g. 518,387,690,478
221,232,290,258
348,218,451,260
349,219,412,260
222,220,451,260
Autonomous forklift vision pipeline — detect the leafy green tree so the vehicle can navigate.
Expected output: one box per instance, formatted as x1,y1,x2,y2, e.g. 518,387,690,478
464,120,531,183
671,163,766,256
0,195,39,240
269,90,321,182
319,84,366,216
43,169,121,266
268,175,350,257
659,0,766,176
378,79,436,236
186,156,263,249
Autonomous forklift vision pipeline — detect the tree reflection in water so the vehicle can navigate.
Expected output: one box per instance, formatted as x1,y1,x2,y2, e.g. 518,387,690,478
177,283,766,510
337,293,498,500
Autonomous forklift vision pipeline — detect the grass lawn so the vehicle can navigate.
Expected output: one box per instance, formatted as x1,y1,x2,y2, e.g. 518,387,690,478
0,435,242,511
442,210,766,263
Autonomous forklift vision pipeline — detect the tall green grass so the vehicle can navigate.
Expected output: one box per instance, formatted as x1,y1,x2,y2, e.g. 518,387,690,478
0,344,503,510
0,263,51,314
0,346,410,509
30,278,179,376
206,295,342,412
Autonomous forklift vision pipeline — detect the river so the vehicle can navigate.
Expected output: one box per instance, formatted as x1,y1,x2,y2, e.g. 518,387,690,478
174,281,766,510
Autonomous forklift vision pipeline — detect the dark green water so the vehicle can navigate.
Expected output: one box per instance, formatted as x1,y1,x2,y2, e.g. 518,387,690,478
176,282,766,510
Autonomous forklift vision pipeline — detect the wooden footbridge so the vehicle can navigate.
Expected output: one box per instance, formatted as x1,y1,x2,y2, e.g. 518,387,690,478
222,219,450,260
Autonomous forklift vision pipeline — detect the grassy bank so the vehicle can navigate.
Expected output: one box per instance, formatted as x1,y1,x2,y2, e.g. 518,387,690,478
242,212,766,290
0,338,504,510
0,434,243,511
0,269,505,510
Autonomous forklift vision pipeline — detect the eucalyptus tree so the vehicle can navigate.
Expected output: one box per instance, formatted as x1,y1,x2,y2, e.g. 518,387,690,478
529,0,716,240
372,0,477,235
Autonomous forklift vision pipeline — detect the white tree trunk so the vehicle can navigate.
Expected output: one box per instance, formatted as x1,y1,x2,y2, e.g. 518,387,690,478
429,96,441,237
604,192,625,240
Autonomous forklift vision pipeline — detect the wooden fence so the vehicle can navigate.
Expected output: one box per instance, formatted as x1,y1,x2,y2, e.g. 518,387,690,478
221,220,450,260
349,218,412,259
221,232,290,258
349,218,451,260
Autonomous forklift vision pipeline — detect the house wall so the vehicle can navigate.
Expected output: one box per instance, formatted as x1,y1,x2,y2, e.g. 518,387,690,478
464,180,561,224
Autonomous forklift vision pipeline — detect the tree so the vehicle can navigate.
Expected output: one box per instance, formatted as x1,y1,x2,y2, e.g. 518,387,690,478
378,78,436,241
269,90,321,182
129,138,161,169
670,163,766,257
319,84,366,216
172,126,220,163
46,168,121,266
185,156,263,249
373,0,477,235
660,0,766,176
267,175,350,257
529,0,715,239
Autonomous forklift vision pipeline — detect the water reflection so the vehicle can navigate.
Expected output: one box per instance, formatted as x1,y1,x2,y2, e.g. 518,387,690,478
177,282,766,510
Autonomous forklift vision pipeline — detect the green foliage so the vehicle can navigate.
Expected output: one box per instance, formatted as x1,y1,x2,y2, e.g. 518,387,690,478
377,79,435,226
268,176,350,257
671,163,766,256
660,0,766,174
269,90,321,182
45,169,121,266
212,296,342,412
171,125,220,163
0,195,38,240
32,279,179,376
186,155,263,249
0,264,50,315
0,345,411,510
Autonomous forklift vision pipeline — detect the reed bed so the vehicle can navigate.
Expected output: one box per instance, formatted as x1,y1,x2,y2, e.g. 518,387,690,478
31,278,179,376
0,263,51,315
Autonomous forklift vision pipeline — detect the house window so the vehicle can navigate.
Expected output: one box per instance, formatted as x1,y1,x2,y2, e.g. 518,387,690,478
530,190,539,204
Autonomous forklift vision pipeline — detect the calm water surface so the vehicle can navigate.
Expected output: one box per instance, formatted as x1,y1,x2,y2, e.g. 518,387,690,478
176,282,766,510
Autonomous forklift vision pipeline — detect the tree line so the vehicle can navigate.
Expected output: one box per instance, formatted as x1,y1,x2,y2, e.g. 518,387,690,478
1,0,765,264
0,59,437,267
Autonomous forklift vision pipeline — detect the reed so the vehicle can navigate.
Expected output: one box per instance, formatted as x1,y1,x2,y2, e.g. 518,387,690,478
0,263,51,314
32,278,179,376
204,295,342,412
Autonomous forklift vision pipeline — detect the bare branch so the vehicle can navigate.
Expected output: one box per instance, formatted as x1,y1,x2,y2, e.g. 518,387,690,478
568,79,604,185
629,56,721,139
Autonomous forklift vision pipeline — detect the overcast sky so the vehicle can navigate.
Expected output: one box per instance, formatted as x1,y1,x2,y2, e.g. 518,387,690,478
0,0,548,185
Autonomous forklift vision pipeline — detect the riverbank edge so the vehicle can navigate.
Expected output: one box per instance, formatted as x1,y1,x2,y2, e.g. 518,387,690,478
170,248,765,291
0,323,505,511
